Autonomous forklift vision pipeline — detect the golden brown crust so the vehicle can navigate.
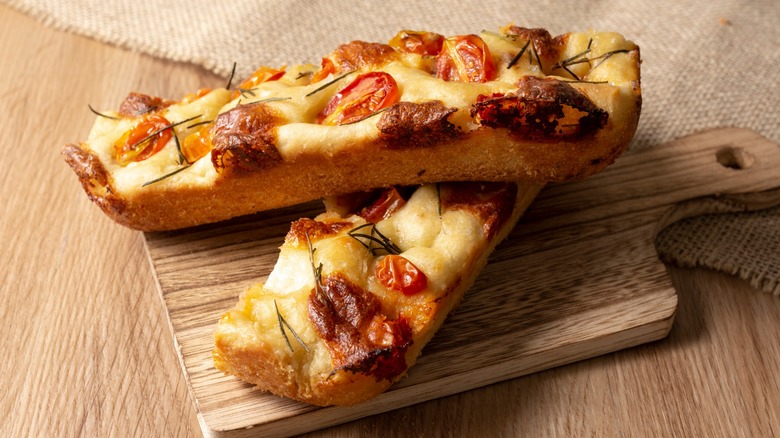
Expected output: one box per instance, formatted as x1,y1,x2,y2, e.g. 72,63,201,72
377,101,458,149
211,102,283,174
118,92,171,117
328,41,400,72
61,143,127,217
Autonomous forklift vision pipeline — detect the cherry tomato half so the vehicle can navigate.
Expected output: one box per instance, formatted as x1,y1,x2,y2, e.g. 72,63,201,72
359,187,408,223
436,34,496,83
310,57,337,83
181,123,213,163
389,30,445,56
375,254,427,296
114,114,173,165
231,66,286,99
317,72,400,126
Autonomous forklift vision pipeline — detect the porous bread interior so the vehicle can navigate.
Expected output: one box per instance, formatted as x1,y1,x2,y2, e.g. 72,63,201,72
213,182,542,406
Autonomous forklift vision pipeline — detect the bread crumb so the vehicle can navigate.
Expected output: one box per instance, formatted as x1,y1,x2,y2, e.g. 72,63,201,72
718,17,732,26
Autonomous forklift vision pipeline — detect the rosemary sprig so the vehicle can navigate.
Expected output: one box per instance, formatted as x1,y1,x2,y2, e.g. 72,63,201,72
436,183,442,216
305,230,327,304
132,114,202,151
296,71,314,80
348,223,402,256
256,97,292,104
561,49,631,69
506,39,531,69
237,97,292,107
531,42,543,70
238,87,256,98
226,62,237,90
141,165,191,187
561,79,609,84
88,104,119,120
186,120,213,129
550,43,630,80
340,106,390,126
481,30,516,41
173,132,186,165
589,49,630,70
275,300,309,353
551,39,593,80
552,41,593,70
305,70,355,97
561,64,581,81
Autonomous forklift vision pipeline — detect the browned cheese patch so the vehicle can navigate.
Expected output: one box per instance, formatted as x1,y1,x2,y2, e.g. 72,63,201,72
440,181,518,240
117,92,172,117
285,218,353,247
308,273,413,380
471,76,608,141
377,101,458,149
328,41,400,72
210,102,283,174
504,26,568,68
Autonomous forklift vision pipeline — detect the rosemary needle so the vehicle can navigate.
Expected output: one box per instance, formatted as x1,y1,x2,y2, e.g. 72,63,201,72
305,70,355,97
141,165,190,187
507,39,531,69
225,62,237,90
88,104,119,120
132,114,202,150
275,300,309,353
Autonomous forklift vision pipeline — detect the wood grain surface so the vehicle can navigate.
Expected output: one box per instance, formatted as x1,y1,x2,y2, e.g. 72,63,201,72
145,127,780,436
1,5,779,437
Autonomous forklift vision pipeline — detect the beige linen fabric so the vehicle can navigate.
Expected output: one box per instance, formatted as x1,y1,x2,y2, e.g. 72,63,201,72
4,0,778,294
657,204,780,295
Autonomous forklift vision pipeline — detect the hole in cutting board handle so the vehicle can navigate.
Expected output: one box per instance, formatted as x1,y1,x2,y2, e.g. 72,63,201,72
716,146,755,170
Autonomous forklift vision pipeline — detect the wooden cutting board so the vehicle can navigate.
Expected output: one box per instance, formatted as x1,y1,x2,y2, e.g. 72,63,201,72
144,128,780,437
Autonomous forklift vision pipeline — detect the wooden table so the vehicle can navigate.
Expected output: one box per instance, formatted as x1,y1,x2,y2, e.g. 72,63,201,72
1,5,778,436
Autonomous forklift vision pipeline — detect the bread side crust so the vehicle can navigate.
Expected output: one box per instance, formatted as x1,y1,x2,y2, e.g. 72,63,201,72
65,90,635,231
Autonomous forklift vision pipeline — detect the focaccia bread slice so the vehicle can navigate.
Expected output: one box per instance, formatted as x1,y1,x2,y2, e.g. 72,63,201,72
63,25,640,231
213,181,541,406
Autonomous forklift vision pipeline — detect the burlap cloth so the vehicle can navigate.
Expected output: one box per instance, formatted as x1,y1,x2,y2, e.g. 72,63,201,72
5,0,778,294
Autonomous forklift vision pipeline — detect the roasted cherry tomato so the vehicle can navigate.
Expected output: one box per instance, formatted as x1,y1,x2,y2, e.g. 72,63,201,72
359,188,407,223
231,66,286,99
310,57,337,83
181,123,213,163
389,30,445,56
436,34,496,83
114,114,173,165
375,255,427,296
317,72,400,125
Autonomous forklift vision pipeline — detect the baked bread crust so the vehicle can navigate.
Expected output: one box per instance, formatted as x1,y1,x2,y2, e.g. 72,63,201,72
213,182,542,405
63,26,640,231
